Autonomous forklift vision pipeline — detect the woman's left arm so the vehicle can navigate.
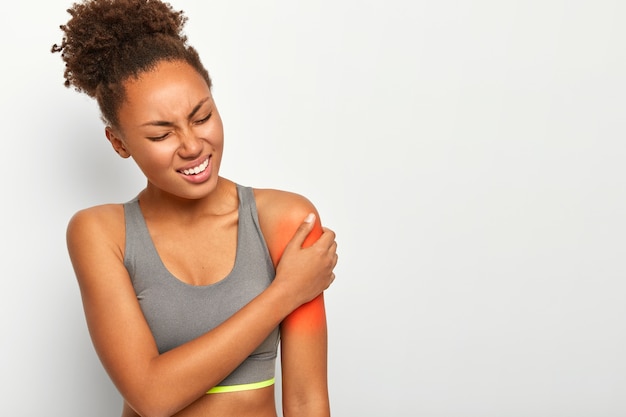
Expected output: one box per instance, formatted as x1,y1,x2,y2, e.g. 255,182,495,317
280,292,330,417
256,189,332,417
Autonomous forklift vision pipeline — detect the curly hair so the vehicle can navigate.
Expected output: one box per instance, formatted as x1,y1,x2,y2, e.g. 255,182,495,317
52,0,212,128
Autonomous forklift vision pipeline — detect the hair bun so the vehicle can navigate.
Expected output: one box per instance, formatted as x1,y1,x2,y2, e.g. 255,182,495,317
52,0,188,97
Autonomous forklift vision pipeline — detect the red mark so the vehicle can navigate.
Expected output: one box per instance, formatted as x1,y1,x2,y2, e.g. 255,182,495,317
271,218,327,334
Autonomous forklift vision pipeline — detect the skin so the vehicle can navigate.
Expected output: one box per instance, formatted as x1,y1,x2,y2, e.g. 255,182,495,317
258,195,330,416
67,60,336,417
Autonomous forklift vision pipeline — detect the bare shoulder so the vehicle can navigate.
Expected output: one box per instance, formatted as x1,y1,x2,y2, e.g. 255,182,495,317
66,203,126,263
253,188,319,228
253,188,322,264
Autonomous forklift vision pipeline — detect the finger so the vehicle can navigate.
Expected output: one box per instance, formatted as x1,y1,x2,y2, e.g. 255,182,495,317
312,227,336,249
284,213,316,249
322,241,338,262
323,273,335,291
321,226,335,236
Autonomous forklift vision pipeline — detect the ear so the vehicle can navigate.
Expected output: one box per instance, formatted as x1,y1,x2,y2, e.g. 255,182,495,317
105,127,131,158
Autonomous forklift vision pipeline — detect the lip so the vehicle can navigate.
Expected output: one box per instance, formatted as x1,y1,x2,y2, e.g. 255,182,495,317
177,155,210,173
177,155,212,184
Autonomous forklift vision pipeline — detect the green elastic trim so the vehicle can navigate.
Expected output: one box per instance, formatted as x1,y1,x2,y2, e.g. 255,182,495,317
206,378,275,394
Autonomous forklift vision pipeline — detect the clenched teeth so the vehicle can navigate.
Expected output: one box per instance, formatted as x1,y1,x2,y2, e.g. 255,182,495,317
181,158,209,175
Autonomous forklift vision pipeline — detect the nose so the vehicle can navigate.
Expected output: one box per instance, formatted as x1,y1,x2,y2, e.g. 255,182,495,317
177,128,203,158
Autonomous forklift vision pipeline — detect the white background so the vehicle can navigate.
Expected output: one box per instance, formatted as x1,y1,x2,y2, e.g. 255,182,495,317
2,1,625,416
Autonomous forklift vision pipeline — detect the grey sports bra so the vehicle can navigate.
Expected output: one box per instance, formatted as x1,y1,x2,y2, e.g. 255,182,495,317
123,184,279,392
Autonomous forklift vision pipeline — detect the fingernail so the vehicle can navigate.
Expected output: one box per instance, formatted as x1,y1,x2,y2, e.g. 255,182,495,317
304,213,315,223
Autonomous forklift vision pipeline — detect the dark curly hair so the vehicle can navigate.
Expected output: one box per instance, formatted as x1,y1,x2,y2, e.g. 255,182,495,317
52,0,212,128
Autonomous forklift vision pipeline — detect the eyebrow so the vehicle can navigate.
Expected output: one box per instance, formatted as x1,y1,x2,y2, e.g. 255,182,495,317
140,97,211,127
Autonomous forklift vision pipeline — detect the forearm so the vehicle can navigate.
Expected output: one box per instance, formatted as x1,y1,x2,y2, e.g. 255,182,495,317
119,282,295,417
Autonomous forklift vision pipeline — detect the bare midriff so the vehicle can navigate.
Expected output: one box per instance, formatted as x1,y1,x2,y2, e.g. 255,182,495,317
121,385,277,417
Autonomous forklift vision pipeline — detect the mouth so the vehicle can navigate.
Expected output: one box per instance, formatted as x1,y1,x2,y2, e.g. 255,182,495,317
178,156,210,176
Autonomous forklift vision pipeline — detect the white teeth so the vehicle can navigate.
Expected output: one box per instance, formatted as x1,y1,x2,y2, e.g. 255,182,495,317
182,158,209,175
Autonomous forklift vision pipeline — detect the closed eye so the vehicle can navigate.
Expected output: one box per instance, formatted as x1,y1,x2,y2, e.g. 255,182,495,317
194,112,212,125
147,132,170,141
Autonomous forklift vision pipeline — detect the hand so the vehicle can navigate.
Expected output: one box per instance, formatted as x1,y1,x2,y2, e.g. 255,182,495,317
273,214,338,308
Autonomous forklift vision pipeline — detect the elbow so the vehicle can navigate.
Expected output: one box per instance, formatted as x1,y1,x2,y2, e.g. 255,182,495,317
135,408,168,417
116,361,206,416
124,389,184,417
127,401,172,417
130,404,177,417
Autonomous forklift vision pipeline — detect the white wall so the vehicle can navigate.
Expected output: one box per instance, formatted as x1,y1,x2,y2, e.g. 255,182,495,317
2,1,625,415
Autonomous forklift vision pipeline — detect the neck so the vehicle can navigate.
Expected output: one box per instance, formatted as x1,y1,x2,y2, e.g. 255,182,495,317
138,177,238,222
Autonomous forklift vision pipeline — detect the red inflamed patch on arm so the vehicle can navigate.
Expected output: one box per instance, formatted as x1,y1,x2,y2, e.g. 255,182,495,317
273,219,327,335
281,293,326,334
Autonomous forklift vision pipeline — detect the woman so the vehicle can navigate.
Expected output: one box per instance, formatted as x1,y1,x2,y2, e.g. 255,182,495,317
52,1,338,416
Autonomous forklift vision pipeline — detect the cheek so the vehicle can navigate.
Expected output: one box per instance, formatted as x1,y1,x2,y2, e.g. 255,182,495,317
195,124,223,151
131,144,178,172
206,115,225,146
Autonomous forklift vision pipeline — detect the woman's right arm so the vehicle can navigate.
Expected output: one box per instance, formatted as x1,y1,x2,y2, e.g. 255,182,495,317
67,205,336,417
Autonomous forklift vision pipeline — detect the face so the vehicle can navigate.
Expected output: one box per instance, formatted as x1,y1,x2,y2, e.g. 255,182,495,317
106,60,224,201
